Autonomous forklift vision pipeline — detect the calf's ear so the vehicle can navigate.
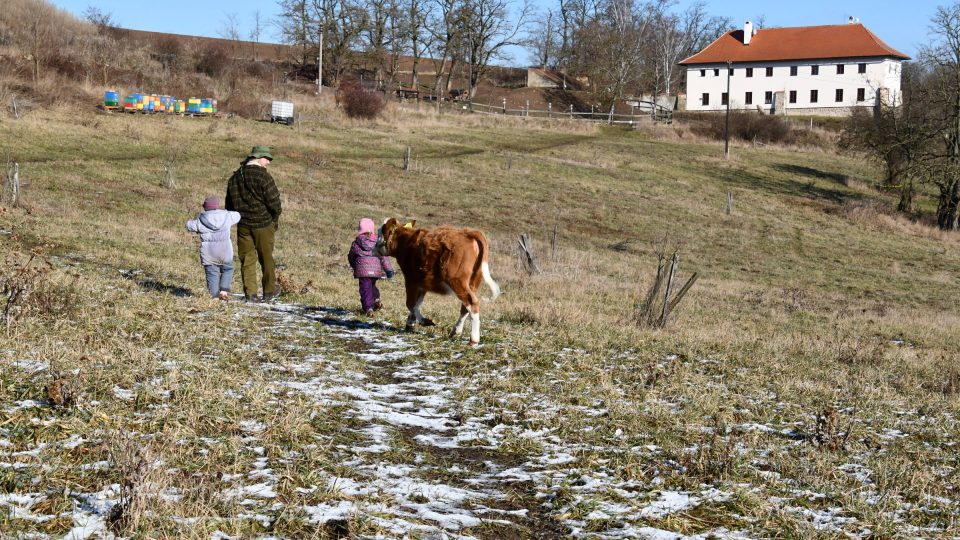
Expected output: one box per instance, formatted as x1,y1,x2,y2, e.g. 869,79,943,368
403,219,416,229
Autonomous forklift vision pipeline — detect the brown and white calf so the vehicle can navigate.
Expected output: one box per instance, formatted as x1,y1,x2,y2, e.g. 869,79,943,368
374,218,500,345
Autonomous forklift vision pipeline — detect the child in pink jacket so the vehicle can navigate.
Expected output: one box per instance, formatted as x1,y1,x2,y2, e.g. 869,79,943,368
347,218,394,316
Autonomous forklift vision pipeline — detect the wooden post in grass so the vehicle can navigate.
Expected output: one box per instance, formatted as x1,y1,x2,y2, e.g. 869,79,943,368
569,104,573,119
502,97,507,115
403,146,412,171
726,192,733,215
666,272,699,316
162,153,176,189
518,234,541,275
639,254,666,324
548,102,552,118
550,223,559,259
11,98,19,119
6,162,20,206
659,251,679,326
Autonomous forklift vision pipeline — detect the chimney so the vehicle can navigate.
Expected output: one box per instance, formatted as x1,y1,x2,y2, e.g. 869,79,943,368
744,21,753,45
848,16,859,24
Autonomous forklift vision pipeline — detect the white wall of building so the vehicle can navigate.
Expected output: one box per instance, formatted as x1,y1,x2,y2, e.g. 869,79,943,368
684,58,902,113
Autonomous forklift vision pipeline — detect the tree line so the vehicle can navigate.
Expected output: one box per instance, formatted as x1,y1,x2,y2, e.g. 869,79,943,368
274,0,729,107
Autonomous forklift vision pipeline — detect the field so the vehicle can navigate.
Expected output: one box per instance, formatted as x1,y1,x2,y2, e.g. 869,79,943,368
0,100,958,539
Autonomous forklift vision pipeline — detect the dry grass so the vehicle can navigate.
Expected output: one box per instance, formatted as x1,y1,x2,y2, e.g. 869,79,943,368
0,101,958,537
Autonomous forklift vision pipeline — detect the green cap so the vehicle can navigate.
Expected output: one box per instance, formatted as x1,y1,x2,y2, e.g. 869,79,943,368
247,145,274,160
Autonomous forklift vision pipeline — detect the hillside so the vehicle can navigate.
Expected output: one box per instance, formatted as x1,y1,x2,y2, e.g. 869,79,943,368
0,101,958,537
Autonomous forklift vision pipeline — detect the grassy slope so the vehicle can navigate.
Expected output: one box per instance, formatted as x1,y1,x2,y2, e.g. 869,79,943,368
0,103,958,536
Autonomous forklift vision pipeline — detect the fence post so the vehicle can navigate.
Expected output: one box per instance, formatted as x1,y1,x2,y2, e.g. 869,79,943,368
11,98,19,119
7,162,20,206
403,146,412,171
525,100,529,117
502,97,507,115
591,104,594,118
569,104,573,119
548,102,552,118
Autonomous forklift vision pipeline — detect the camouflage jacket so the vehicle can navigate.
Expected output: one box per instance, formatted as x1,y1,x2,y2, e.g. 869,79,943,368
225,164,282,229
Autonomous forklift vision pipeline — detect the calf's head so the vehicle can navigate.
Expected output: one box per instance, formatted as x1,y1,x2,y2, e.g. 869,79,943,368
374,218,416,257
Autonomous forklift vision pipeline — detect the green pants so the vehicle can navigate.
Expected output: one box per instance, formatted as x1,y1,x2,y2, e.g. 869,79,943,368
236,224,276,297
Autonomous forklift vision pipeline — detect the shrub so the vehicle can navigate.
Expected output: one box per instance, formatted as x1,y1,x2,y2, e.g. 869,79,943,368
339,81,385,119
195,47,230,77
688,111,795,145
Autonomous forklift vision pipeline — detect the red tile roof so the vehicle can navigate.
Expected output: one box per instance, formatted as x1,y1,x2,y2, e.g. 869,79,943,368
679,24,909,65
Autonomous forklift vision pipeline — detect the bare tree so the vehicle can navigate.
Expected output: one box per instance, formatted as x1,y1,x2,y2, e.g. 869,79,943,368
649,1,728,103
527,8,561,68
840,88,936,213
425,0,466,108
361,0,399,87
462,0,532,98
276,0,314,71
401,0,432,102
250,10,264,60
922,3,960,229
313,0,366,85
221,12,244,59
24,0,58,81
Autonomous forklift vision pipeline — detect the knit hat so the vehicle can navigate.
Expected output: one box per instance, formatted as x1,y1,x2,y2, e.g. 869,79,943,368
247,145,274,160
358,218,376,235
202,196,221,210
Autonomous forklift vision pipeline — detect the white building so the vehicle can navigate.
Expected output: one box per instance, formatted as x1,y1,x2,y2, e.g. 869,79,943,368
679,20,909,115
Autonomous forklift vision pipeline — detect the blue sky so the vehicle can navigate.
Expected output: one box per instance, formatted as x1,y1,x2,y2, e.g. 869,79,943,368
51,0,938,64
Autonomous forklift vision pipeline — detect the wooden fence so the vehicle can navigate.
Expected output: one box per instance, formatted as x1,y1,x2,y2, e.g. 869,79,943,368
468,99,673,125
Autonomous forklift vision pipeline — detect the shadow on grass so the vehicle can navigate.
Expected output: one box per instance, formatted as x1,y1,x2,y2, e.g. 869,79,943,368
717,163,863,205
280,305,404,333
118,270,192,297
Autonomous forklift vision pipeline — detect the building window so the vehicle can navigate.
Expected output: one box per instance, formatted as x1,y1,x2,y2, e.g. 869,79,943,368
858,63,867,74
729,68,734,75
702,93,710,105
766,67,773,77
811,89,818,103
764,91,773,104
837,64,845,74
714,68,719,76
700,69,705,77
721,92,729,105
746,67,754,77
789,90,797,103
857,88,866,102
835,89,843,102
790,66,798,76
745,92,753,105
811,65,819,75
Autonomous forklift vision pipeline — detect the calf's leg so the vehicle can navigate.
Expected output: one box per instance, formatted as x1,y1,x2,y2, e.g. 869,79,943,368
451,304,469,338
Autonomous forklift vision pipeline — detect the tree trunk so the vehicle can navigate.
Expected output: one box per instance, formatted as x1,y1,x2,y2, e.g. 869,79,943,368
897,179,914,213
937,177,960,230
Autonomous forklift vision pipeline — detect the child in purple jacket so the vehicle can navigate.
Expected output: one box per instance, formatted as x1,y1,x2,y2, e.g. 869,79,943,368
348,218,394,316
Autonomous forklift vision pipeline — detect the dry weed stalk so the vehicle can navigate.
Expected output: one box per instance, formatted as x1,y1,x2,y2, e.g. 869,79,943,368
107,435,154,534
276,268,314,295
46,373,81,409
810,405,853,451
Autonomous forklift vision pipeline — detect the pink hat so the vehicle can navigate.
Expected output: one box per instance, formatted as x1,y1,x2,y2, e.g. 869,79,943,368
358,218,376,234
203,196,221,210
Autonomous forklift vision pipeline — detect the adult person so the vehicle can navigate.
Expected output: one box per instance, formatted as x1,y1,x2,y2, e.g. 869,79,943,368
225,145,282,302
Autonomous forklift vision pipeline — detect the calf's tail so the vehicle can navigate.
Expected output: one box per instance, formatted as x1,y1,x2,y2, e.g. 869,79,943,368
476,234,501,301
